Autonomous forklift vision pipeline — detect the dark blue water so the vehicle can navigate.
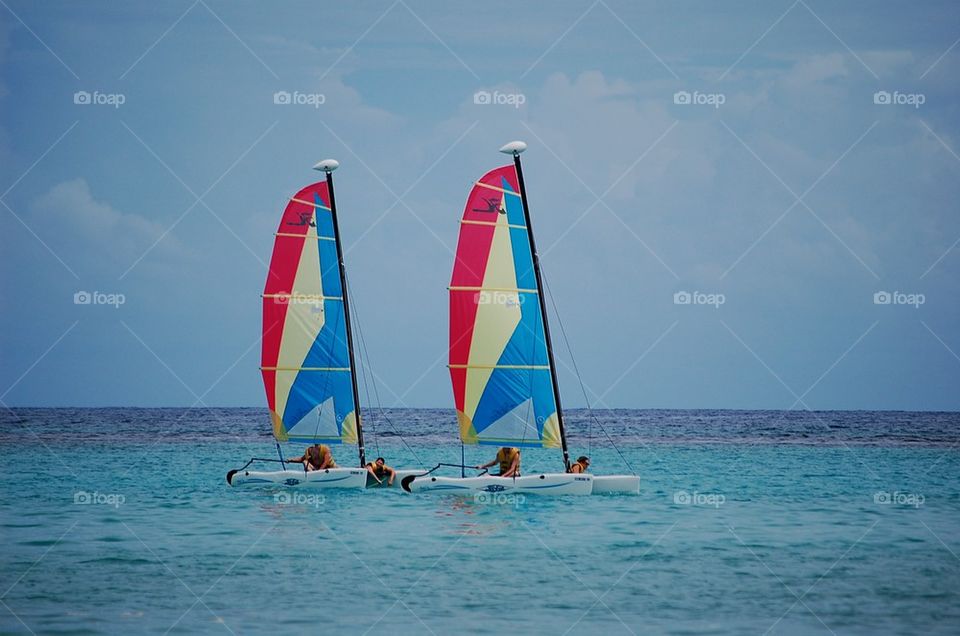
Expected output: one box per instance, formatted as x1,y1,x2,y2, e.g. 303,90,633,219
1,408,958,635
4,407,957,446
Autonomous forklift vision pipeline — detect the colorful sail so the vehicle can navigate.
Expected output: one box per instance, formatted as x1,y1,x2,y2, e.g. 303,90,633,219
261,181,358,444
449,165,561,448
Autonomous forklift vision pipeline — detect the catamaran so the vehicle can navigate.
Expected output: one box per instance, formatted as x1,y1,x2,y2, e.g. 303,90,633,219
402,141,639,495
227,160,422,490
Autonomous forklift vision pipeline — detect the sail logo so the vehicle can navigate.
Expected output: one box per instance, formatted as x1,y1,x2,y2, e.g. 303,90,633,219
478,291,523,307
73,91,126,108
673,90,725,108
273,91,325,108
674,490,724,508
287,212,316,227
74,491,125,508
873,91,924,108
472,196,505,214
473,90,526,109
674,290,724,308
74,290,126,308
874,491,924,508
873,291,924,308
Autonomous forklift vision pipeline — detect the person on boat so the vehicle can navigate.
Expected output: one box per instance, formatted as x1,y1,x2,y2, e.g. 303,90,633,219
365,457,396,486
568,456,590,474
476,447,521,477
287,444,336,471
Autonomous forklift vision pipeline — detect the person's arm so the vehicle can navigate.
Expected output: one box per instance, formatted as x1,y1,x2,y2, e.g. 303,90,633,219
569,463,581,474
286,454,306,464
365,464,382,484
502,455,520,478
385,466,396,486
475,458,497,470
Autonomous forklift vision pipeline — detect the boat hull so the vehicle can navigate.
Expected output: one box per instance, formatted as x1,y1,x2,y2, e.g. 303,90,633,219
402,473,593,495
228,467,366,489
590,474,640,495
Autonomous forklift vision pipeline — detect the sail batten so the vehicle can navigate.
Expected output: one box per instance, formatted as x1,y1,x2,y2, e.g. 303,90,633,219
449,364,550,370
261,181,358,445
275,232,337,241
460,219,527,229
449,165,560,448
289,197,332,210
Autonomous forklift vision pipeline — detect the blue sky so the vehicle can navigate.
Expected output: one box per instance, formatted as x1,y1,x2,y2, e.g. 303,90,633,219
1,0,958,410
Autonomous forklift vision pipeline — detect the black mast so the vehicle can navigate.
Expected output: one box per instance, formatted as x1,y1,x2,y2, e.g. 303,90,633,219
507,143,571,472
321,162,366,467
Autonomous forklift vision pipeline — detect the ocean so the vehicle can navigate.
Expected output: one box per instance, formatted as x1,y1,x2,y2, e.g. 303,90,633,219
1,408,958,635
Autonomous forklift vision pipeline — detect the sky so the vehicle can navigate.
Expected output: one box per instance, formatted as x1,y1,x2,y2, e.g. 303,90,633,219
0,0,958,411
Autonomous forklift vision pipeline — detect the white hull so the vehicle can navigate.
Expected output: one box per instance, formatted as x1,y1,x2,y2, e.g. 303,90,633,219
590,474,640,495
402,473,593,495
228,467,367,489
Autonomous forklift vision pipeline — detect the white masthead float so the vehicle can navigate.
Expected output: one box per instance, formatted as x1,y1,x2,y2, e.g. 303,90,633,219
402,142,639,495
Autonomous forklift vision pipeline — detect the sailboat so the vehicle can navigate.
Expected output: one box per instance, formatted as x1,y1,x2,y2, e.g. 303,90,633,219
403,141,638,495
227,160,422,489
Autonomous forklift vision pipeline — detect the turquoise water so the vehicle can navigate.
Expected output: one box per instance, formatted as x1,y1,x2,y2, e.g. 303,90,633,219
2,409,959,635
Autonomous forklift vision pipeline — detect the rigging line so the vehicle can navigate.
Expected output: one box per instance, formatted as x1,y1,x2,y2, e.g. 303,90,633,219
355,304,424,468
538,268,590,453
354,313,380,458
343,271,426,468
541,271,637,476
342,273,379,458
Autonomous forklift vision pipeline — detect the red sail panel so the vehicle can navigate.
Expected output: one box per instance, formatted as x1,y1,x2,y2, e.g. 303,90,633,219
449,165,516,414
261,181,329,416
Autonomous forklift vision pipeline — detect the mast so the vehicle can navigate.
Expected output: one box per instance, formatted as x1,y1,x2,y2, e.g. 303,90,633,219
500,141,571,471
315,159,366,467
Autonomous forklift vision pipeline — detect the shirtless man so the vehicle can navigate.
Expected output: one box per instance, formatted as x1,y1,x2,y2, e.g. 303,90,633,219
286,444,336,471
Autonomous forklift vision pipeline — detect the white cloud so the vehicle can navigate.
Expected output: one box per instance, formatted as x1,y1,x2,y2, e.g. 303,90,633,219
31,178,191,276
